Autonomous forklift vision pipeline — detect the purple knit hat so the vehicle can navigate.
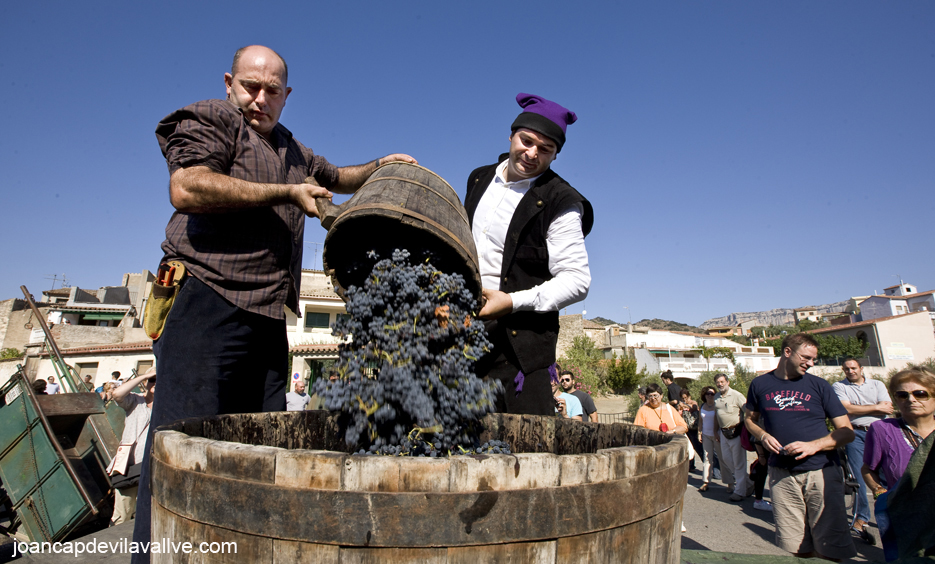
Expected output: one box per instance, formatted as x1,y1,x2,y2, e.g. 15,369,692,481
510,93,577,152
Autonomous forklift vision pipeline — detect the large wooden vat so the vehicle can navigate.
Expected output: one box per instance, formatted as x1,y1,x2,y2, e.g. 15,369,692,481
315,162,482,300
151,412,688,563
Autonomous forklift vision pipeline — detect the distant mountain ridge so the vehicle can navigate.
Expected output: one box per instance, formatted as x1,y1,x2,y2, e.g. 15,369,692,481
699,300,852,329
589,317,702,333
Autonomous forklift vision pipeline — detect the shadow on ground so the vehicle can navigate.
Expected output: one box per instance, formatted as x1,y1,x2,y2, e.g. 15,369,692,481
681,536,709,551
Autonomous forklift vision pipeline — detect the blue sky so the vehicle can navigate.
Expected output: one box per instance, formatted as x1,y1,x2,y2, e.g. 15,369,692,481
1,2,932,326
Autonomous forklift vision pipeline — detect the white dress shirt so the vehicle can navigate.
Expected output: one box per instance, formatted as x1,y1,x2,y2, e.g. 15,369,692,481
471,161,590,313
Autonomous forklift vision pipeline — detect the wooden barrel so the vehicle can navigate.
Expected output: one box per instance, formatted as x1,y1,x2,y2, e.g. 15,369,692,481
316,162,482,300
151,412,688,563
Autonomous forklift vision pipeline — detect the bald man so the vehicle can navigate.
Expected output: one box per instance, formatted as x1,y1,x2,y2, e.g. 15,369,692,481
132,45,415,562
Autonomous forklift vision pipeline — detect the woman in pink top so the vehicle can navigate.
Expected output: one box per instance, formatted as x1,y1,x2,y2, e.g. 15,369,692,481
634,383,688,434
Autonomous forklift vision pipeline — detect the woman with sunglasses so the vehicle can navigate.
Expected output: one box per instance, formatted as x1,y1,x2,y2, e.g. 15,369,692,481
861,367,935,560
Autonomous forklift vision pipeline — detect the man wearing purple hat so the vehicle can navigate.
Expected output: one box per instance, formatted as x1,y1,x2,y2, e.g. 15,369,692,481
465,93,593,415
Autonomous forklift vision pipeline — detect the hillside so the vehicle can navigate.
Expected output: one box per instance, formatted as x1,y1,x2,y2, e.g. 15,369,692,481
699,300,852,329
588,317,702,333
634,318,703,333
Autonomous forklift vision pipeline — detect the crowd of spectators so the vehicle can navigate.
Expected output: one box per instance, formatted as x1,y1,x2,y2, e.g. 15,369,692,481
628,334,933,561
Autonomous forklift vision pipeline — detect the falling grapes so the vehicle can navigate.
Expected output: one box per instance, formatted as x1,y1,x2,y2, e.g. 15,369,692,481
313,249,506,456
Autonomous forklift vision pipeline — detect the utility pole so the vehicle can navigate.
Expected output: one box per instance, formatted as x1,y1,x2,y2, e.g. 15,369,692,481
44,273,69,290
305,242,322,271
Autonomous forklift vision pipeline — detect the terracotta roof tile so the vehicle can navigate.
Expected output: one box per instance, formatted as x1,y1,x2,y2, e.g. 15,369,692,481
299,290,344,300
40,341,153,357
582,319,605,330
43,288,72,297
805,311,928,334
670,330,734,339
861,290,934,301
49,304,132,313
901,289,935,299
290,343,341,355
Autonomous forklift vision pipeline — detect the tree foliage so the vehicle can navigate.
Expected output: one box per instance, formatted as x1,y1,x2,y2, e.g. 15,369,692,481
888,357,935,379
694,346,736,363
751,325,789,338
604,353,640,393
814,334,869,360
763,334,868,361
558,335,605,394
557,335,644,395
0,348,23,360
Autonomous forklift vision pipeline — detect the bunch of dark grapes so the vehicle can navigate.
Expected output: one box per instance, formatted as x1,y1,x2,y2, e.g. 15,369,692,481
470,440,512,455
313,249,502,456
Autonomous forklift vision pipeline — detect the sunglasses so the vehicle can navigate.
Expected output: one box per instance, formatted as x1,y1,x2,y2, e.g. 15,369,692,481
894,390,932,401
560,378,572,383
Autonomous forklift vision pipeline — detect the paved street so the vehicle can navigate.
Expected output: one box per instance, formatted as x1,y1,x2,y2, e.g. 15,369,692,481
681,465,884,562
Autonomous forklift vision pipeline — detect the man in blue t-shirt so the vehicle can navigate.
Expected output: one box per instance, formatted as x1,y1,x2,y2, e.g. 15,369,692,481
551,377,583,420
745,333,856,561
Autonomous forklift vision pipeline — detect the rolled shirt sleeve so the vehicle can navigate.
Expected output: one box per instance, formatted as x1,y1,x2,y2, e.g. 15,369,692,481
510,204,590,312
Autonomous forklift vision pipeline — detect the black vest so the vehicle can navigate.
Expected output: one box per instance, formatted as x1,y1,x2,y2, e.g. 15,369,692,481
465,154,594,373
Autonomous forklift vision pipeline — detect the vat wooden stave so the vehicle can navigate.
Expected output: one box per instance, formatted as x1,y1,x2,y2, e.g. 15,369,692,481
150,412,687,563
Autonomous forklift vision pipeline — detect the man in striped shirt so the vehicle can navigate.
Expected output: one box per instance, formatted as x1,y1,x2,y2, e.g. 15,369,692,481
132,45,415,563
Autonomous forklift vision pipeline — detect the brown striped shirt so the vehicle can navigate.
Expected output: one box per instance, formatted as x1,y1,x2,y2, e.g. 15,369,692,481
156,99,338,319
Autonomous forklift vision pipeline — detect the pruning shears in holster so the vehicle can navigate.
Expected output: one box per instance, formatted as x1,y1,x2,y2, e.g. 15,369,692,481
143,261,186,340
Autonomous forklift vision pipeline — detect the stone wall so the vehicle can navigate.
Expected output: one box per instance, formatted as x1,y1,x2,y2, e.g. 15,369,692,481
0,299,19,350
557,314,585,359
1,303,43,352
50,325,126,349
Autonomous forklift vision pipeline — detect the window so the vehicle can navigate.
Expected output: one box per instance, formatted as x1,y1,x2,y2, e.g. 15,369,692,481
336,313,351,324
856,331,868,348
76,362,99,383
305,312,331,329
136,360,154,374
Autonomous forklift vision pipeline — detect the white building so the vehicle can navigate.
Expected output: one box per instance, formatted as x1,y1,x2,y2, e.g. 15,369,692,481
883,283,918,297
599,327,778,381
23,341,154,391
287,270,347,388
794,306,822,325
807,311,935,374
860,289,935,324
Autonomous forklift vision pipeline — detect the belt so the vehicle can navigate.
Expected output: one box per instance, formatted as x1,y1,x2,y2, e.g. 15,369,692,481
852,425,870,431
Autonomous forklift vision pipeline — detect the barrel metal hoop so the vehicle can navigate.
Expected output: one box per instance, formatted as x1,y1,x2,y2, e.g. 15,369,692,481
152,453,686,548
335,203,477,264
368,163,458,194
356,175,470,223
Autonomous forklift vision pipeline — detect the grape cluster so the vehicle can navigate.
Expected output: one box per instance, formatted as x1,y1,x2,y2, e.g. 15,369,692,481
313,249,503,456
471,440,512,455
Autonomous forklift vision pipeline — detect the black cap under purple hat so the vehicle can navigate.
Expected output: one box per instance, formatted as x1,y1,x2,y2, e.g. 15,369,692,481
510,93,577,152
